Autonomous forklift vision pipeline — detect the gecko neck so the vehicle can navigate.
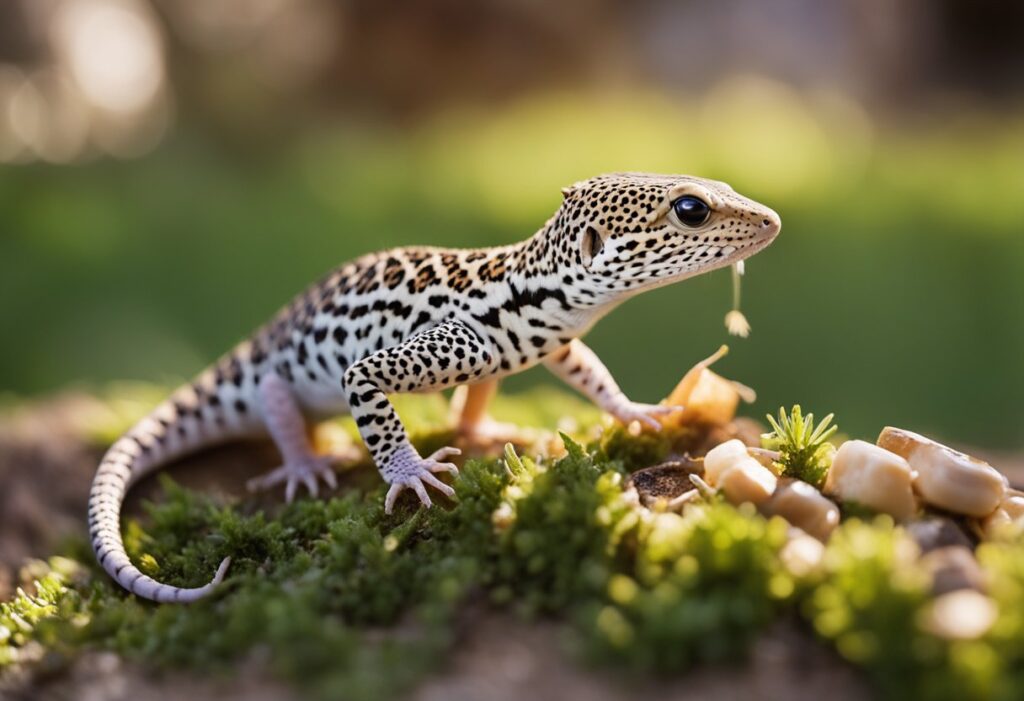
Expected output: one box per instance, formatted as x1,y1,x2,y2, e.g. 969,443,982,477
503,224,621,336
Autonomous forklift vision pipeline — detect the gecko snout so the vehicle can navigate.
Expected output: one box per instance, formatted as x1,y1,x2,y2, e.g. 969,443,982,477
757,208,782,240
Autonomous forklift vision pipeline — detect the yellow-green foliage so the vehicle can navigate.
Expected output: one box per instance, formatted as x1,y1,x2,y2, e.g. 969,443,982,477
597,424,673,472
807,518,1006,701
6,394,1024,701
580,502,794,671
0,558,84,667
807,519,930,683
762,405,837,488
491,435,637,613
596,421,705,473
977,541,1024,699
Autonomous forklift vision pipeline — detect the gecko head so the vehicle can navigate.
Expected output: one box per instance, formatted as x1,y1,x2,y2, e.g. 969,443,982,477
555,172,780,299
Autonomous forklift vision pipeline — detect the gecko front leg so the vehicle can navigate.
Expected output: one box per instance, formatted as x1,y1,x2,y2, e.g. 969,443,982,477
343,319,498,513
544,339,681,430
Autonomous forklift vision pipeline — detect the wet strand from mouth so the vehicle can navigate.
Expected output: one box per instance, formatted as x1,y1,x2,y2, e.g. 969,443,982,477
725,261,750,337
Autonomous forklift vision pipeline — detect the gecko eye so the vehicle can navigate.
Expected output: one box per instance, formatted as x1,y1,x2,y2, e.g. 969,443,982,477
672,196,711,227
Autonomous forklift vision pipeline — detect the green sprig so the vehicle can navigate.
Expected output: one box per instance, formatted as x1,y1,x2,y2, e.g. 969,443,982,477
761,405,838,489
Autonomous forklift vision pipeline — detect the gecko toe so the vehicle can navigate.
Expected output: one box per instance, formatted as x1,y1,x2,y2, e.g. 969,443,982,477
411,479,432,508
420,471,456,498
384,484,403,514
303,473,318,498
322,466,338,490
640,415,663,431
246,465,288,491
250,457,339,502
425,459,459,475
428,447,462,462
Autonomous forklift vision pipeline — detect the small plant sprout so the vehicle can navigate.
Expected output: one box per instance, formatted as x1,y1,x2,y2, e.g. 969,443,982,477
725,261,751,337
762,405,838,489
688,473,718,500
503,442,526,478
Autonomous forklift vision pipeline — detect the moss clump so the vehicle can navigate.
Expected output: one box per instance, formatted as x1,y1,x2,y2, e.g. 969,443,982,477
0,558,85,667
490,435,636,613
70,485,469,700
975,541,1024,699
597,422,706,473
579,502,794,672
598,424,673,472
6,390,1024,701
1,425,795,697
807,517,1005,701
806,519,930,684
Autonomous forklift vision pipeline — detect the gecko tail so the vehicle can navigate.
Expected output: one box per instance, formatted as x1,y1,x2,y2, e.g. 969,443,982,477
90,435,234,603
89,359,260,603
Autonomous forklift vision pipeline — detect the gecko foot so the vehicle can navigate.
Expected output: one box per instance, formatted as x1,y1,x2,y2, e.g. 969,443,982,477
383,446,461,514
458,416,528,451
247,447,358,503
609,402,685,431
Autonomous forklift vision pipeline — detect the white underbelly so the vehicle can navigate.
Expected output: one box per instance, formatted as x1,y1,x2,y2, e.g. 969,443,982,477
292,376,351,419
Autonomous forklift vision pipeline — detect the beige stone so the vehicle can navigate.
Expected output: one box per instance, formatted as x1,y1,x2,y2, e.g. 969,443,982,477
919,546,986,595
719,458,778,506
824,440,917,521
703,439,749,486
877,427,1006,518
919,589,997,640
765,480,840,542
779,528,826,577
980,494,1024,539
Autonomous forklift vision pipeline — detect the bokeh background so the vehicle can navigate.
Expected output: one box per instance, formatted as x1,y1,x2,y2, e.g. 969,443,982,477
0,0,1022,450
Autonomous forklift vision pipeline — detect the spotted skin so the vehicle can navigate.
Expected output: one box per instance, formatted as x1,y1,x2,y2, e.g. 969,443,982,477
89,172,781,602
544,339,683,430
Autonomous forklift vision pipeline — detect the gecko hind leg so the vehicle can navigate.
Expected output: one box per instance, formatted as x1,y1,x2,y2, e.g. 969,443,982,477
450,379,529,450
246,373,357,502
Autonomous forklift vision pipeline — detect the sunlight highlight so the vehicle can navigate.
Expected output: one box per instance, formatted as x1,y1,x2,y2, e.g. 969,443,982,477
54,0,164,115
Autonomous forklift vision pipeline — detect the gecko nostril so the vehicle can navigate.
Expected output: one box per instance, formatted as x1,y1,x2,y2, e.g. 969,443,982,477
762,218,771,226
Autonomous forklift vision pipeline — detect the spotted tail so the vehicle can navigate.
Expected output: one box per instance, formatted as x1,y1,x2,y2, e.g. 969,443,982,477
89,355,262,603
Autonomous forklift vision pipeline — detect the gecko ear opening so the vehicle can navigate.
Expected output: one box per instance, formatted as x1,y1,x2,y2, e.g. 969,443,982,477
581,226,604,265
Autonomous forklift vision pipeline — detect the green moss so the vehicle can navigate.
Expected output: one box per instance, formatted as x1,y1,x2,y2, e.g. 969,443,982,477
0,558,86,667
806,517,1002,701
7,390,1024,701
976,540,1024,699
806,519,929,678
598,424,672,472
579,502,794,672
490,435,635,613
59,483,481,699
597,422,705,473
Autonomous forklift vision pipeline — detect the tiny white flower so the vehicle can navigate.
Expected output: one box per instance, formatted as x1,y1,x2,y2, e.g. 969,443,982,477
725,310,751,338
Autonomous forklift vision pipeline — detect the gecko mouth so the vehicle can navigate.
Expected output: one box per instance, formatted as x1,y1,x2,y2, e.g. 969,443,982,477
735,237,773,261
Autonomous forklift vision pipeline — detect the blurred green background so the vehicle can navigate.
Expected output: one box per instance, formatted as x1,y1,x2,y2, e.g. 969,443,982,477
0,0,1022,449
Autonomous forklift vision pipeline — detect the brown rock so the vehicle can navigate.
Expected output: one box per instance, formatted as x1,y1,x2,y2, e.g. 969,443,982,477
905,516,975,553
627,458,703,503
919,546,986,595
764,479,840,542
